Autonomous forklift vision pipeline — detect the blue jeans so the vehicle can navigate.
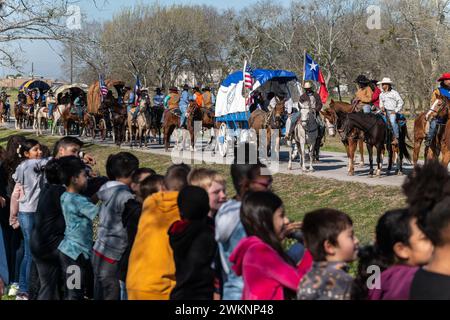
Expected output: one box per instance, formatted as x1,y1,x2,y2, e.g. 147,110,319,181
179,104,187,127
18,212,35,294
286,242,305,265
427,118,438,142
48,103,55,117
388,113,399,139
362,104,372,114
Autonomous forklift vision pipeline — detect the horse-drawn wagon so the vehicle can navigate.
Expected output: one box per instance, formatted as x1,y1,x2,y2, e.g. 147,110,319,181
87,79,128,143
215,69,301,158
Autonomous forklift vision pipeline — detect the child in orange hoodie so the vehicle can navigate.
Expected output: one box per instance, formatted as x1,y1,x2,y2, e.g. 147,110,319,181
126,164,190,300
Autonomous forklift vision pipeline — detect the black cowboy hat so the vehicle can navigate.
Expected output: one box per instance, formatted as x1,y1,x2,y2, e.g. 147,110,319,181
183,84,190,90
169,86,179,93
202,86,211,91
193,86,200,92
355,75,371,84
155,87,161,92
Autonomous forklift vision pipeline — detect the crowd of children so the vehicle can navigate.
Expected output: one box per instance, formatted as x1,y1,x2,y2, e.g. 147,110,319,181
1,135,450,300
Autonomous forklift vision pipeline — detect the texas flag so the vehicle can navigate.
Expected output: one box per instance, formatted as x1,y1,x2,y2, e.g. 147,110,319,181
303,52,329,104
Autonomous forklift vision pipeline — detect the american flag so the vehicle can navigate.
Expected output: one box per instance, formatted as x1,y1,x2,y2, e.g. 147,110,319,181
134,76,141,107
244,64,253,90
99,75,108,100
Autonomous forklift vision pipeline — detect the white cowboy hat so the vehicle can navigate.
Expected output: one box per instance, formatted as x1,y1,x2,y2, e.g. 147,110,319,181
303,81,313,89
377,77,394,85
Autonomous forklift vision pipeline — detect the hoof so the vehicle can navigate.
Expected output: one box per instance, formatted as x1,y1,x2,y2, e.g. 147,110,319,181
348,172,354,176
368,174,374,178
397,171,404,176
358,162,365,168
288,165,292,171
309,168,315,173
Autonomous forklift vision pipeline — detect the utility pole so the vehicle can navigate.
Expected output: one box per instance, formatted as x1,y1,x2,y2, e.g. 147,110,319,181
70,41,73,84
31,62,34,79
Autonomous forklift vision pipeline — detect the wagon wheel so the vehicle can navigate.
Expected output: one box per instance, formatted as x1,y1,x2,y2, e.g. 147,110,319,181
218,122,228,157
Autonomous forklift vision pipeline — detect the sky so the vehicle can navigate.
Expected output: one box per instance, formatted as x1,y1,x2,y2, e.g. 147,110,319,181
1,0,291,80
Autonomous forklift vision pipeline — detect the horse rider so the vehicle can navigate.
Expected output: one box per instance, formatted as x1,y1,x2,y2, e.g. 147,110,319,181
424,72,450,147
127,91,140,123
353,75,374,113
161,87,180,124
153,87,165,108
179,84,190,128
46,89,57,121
378,77,404,146
192,86,203,107
370,79,382,112
202,86,215,110
285,81,323,140
73,95,84,119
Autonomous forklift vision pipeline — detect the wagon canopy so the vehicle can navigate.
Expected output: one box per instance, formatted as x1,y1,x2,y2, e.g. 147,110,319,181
215,69,301,118
87,79,126,114
53,83,88,103
19,79,51,93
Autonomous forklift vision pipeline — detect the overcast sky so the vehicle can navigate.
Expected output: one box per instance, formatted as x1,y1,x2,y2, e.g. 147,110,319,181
1,0,291,81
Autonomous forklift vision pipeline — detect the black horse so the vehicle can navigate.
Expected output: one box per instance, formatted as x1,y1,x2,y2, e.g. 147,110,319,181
146,105,164,144
340,112,390,177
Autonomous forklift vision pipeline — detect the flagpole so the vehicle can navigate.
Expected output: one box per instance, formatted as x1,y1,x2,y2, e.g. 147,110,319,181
303,50,306,85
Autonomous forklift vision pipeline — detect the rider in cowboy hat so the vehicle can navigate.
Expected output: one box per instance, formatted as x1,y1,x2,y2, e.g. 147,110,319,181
153,87,165,108
425,72,450,147
286,81,324,140
46,89,57,121
378,77,404,145
160,87,180,124
353,75,374,113
202,86,215,110
179,84,190,128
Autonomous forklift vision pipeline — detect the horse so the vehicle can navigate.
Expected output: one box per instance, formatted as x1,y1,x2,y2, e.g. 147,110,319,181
127,103,149,148
186,101,215,151
111,103,128,146
288,106,319,172
60,104,90,137
163,108,181,152
413,94,449,165
249,97,285,158
341,112,387,177
0,95,8,123
147,105,164,144
14,102,27,129
33,106,50,136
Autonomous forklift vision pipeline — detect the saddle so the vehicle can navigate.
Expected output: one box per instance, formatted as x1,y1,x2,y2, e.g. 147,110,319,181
169,108,181,117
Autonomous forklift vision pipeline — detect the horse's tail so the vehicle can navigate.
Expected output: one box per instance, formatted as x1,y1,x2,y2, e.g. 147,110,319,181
400,125,412,163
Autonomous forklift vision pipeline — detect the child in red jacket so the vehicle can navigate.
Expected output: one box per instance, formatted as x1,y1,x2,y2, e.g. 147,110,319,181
230,191,309,300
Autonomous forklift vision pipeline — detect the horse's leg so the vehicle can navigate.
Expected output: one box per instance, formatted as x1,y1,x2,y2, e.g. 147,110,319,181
376,144,383,177
348,140,356,176
309,139,315,172
358,138,365,167
367,144,374,177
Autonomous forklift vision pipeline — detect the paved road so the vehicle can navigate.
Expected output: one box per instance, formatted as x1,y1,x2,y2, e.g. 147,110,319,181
1,121,415,187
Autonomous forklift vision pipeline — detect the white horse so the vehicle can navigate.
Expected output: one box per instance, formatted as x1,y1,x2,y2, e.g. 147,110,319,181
288,106,319,172
34,105,58,136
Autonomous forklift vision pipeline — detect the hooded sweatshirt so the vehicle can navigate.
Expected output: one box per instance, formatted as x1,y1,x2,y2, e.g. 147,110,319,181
215,199,246,300
168,218,217,300
93,181,134,261
368,264,418,300
126,191,179,300
230,236,304,300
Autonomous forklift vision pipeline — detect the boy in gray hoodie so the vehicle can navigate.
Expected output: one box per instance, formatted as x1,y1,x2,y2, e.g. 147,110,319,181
92,152,139,300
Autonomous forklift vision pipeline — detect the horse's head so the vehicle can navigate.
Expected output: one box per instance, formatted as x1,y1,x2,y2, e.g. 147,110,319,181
299,106,315,128
427,93,449,121
320,108,337,137
272,97,285,127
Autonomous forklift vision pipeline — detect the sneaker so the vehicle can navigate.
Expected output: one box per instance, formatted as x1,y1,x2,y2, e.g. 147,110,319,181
8,283,19,296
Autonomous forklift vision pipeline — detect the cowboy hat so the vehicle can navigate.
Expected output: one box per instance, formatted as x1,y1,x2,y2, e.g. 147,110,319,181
202,86,211,91
438,73,450,82
183,84,190,90
169,86,179,93
355,75,371,84
377,77,394,85
303,81,313,89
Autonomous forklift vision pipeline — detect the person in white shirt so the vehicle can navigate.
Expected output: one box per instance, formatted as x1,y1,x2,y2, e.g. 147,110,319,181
378,77,404,145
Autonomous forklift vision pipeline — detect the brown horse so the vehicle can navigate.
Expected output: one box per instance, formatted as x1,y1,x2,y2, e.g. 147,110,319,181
111,103,128,146
323,100,365,176
60,104,90,136
249,97,285,158
186,102,215,151
163,108,181,152
413,94,449,165
0,94,8,123
14,102,27,129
